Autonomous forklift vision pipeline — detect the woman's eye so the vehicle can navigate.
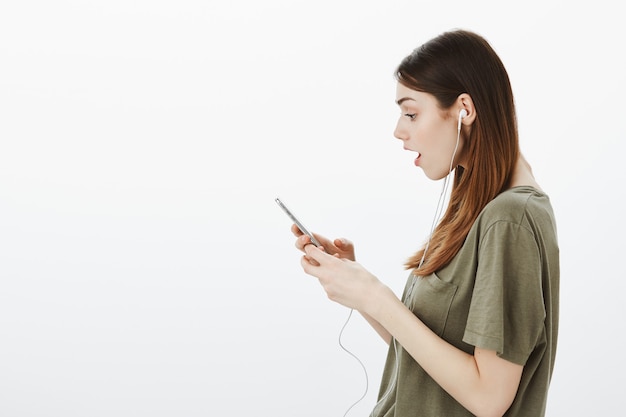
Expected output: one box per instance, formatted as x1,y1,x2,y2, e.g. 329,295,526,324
404,113,417,120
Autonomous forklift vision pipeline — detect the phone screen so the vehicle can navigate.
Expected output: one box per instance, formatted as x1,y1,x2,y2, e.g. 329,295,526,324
275,198,321,247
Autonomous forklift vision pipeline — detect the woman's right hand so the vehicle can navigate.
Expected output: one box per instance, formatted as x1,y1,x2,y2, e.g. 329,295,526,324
291,224,356,261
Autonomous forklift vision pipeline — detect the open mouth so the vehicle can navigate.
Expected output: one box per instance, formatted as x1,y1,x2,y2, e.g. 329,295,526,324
403,147,422,167
411,151,421,167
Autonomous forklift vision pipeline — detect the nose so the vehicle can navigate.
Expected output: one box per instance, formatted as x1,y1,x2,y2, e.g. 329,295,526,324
394,119,407,141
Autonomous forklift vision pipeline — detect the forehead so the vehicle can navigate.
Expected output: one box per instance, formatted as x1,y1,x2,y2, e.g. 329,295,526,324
395,83,438,108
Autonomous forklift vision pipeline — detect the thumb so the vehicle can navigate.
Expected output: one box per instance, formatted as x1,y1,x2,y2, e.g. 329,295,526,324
303,243,325,261
335,237,353,249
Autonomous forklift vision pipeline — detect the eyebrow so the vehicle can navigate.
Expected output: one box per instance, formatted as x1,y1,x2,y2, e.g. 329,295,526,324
396,97,416,106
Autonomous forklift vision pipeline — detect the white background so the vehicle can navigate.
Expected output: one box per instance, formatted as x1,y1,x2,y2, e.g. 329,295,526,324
1,0,624,416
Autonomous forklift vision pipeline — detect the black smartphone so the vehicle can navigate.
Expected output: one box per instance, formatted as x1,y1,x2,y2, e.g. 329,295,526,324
275,197,321,247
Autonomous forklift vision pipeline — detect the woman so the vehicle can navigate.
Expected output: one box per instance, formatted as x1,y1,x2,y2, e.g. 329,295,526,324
291,29,559,417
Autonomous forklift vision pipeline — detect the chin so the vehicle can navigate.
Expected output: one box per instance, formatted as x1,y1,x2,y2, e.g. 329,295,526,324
423,169,449,181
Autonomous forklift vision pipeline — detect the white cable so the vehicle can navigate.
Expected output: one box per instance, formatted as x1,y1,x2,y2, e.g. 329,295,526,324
338,308,369,417
372,120,463,415
420,124,461,268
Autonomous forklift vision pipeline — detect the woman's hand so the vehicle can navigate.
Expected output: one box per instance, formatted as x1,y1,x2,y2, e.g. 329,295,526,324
291,224,355,261
290,223,394,343
299,243,384,313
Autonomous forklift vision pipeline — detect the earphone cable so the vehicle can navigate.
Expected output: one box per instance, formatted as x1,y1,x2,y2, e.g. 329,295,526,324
338,308,369,417
419,117,462,267
373,115,463,415
346,114,464,416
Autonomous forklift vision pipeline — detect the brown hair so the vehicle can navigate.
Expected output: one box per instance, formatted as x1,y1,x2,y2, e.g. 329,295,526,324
398,30,519,276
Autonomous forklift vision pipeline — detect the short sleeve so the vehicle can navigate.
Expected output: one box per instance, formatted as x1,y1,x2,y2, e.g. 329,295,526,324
463,220,546,365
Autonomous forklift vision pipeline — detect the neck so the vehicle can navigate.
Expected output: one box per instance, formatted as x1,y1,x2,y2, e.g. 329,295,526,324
509,153,542,191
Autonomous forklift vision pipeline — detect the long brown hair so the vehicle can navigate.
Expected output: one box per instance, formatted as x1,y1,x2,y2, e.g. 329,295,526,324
399,30,519,276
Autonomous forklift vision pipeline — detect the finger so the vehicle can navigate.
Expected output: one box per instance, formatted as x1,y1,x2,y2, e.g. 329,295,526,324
291,223,304,237
301,254,320,269
295,235,311,252
303,243,327,263
335,237,353,250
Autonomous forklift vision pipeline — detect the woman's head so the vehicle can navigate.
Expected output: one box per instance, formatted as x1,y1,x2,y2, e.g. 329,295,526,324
396,29,518,184
399,29,520,275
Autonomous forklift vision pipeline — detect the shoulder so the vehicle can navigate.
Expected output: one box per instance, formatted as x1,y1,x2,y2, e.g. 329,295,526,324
471,186,558,247
478,186,554,227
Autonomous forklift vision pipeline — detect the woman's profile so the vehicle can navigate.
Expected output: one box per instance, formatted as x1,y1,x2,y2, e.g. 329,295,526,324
289,29,559,417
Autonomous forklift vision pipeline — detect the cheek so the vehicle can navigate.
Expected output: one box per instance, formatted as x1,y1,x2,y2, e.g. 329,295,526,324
420,124,458,170
412,121,438,146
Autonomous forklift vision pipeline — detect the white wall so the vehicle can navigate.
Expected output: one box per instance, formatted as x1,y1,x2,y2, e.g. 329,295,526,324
0,0,623,415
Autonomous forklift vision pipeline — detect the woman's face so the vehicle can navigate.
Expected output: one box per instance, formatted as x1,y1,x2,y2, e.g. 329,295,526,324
394,83,466,180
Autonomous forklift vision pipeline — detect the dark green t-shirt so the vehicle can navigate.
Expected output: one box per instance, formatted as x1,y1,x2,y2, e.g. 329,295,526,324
372,186,560,417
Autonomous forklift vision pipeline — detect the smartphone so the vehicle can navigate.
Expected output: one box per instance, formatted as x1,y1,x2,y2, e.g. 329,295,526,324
275,197,321,247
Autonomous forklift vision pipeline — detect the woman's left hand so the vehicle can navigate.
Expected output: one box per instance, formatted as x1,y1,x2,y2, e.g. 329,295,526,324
301,243,382,313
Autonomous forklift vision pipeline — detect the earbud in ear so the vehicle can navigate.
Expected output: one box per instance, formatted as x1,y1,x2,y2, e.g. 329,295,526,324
457,109,468,131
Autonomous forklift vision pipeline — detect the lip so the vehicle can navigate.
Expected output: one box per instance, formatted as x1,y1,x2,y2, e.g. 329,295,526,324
403,146,420,155
403,147,422,166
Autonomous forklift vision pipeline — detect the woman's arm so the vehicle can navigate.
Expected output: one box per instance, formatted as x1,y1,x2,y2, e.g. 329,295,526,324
302,244,522,417
359,311,392,345
371,285,522,417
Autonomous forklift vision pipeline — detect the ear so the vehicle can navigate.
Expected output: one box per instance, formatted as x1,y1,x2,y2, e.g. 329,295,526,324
456,93,476,126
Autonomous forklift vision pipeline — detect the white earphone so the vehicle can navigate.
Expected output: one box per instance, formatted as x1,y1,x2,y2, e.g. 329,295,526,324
457,109,467,131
